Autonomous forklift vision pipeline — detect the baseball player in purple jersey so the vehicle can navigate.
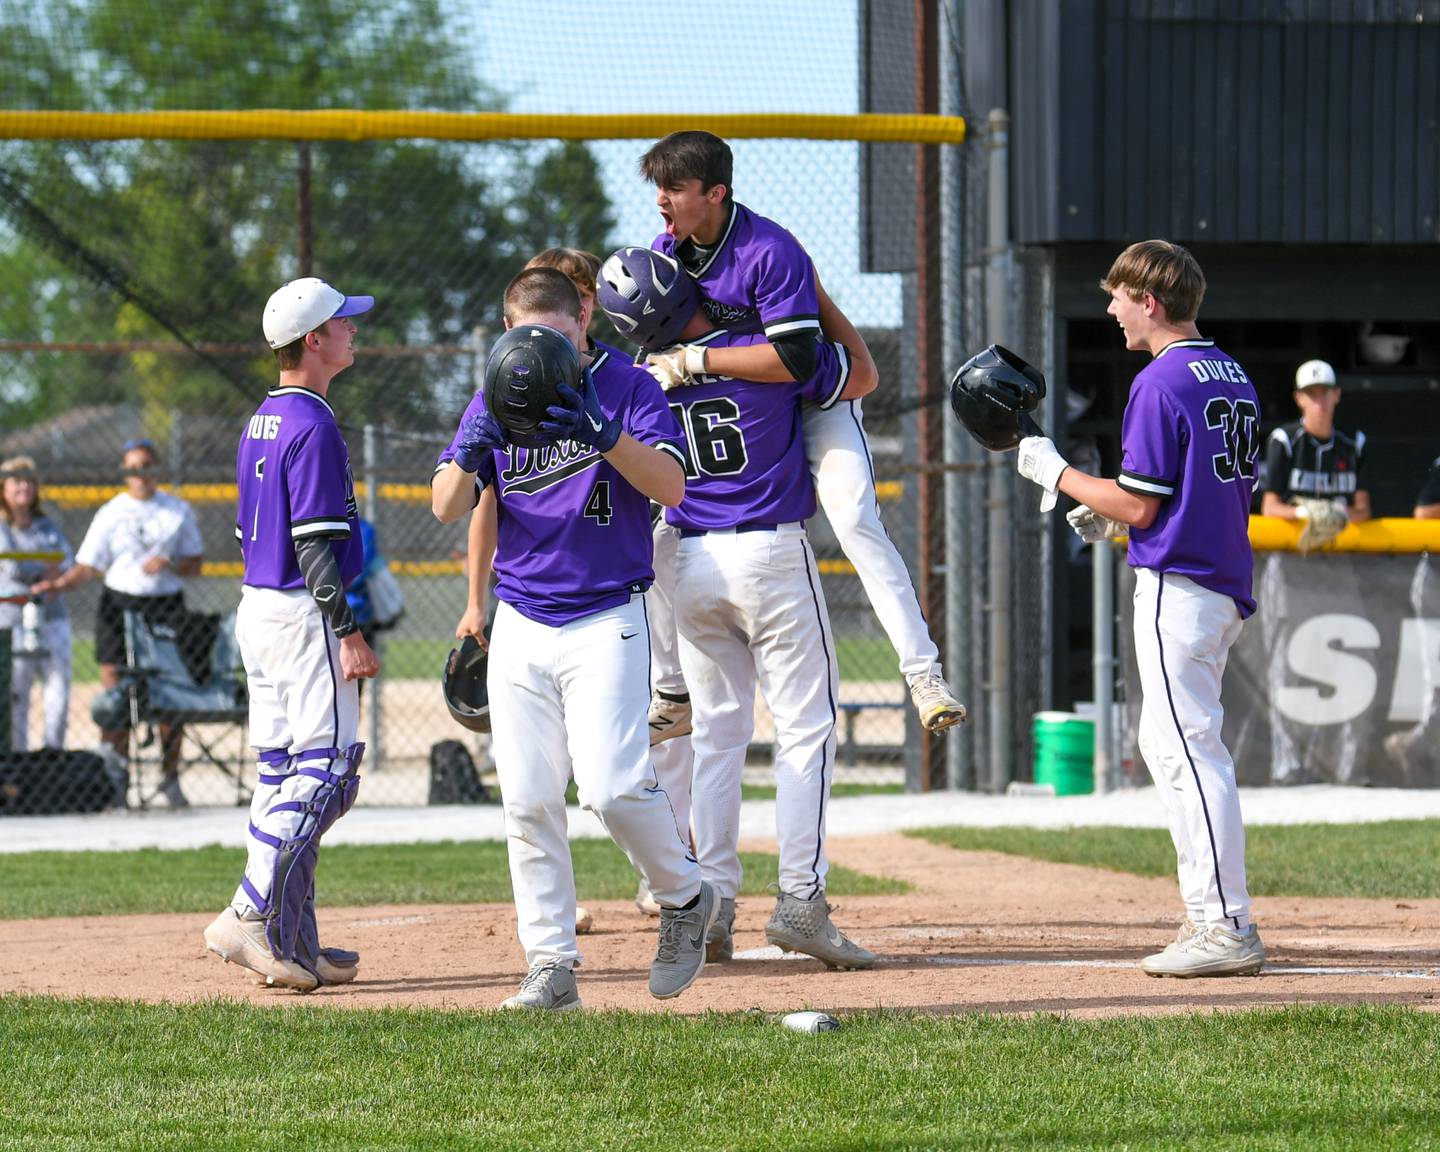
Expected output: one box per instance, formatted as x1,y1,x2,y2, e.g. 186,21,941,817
204,277,379,993
598,245,879,969
431,267,717,1010
1015,240,1265,978
635,130,965,738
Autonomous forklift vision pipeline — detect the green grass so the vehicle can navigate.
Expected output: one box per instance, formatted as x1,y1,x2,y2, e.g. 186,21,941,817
379,633,900,683
3,998,1438,1150
910,820,1440,899
66,633,900,683
0,839,906,921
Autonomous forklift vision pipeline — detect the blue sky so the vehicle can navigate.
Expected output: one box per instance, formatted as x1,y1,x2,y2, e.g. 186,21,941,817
470,0,903,326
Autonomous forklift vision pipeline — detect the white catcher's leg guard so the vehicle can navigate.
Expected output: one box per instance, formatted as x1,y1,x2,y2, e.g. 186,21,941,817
235,743,363,966
804,401,943,683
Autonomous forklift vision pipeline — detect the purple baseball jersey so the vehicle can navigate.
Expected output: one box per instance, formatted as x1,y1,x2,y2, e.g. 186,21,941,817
236,387,364,590
663,331,850,532
655,203,819,340
1118,339,1260,617
437,340,686,625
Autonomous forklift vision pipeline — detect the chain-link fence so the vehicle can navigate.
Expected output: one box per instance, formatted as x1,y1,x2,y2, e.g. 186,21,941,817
0,0,977,810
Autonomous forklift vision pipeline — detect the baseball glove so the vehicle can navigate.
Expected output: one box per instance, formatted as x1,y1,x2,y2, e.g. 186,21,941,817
1293,496,1348,552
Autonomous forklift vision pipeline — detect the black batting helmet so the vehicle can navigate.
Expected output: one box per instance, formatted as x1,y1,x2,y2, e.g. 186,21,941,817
948,344,1047,452
443,635,490,733
596,246,699,353
482,324,580,448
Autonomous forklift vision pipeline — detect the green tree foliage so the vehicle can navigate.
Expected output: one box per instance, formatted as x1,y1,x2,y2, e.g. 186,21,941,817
0,0,615,438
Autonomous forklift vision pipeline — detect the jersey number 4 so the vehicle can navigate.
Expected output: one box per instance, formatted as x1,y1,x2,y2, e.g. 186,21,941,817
668,398,749,479
1204,397,1260,483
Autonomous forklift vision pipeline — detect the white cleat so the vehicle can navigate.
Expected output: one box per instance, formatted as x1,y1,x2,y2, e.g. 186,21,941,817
204,908,319,991
908,675,967,733
1140,923,1265,978
647,693,692,746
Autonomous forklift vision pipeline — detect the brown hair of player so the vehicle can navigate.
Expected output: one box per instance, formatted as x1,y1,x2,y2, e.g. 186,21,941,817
503,266,583,326
525,248,601,301
639,130,734,203
1099,239,1207,324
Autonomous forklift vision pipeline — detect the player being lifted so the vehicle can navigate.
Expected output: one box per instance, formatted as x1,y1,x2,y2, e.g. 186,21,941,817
432,267,717,1010
1015,240,1265,978
204,277,379,992
634,130,965,741
599,245,879,969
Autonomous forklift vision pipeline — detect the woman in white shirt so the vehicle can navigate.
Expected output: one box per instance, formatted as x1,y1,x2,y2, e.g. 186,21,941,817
34,439,204,806
0,456,76,751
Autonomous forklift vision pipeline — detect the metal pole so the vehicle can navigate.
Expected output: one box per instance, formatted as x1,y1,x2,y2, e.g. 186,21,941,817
939,0,971,789
297,142,313,278
985,108,1013,793
363,424,381,767
1092,539,1115,791
913,0,945,790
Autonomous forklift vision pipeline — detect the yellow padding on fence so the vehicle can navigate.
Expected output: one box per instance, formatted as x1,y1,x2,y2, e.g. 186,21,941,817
0,110,967,145
202,557,861,579
45,480,904,509
1249,516,1440,554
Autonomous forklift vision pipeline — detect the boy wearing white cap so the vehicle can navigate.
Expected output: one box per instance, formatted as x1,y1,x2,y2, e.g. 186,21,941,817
203,277,379,992
1261,358,1371,546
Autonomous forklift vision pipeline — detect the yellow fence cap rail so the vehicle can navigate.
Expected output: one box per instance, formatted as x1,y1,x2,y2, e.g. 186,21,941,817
1250,516,1440,554
0,110,966,146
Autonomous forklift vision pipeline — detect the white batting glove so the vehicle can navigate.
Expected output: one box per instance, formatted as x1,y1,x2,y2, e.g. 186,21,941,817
1066,503,1127,544
644,344,708,391
1016,435,1069,513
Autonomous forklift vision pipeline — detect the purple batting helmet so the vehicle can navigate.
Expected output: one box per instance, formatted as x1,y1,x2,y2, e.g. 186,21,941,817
596,246,699,353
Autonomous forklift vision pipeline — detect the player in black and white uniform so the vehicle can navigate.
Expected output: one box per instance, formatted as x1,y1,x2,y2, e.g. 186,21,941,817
1261,359,1371,525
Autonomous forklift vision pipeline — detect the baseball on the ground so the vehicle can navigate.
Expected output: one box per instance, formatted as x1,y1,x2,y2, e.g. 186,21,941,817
575,905,593,934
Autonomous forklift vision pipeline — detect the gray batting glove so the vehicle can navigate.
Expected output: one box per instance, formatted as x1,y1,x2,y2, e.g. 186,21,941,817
1066,503,1127,544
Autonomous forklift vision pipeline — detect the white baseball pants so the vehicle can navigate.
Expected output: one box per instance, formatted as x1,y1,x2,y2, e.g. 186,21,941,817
677,524,839,902
10,617,71,751
488,595,700,967
647,518,687,694
231,586,360,914
805,400,942,683
1132,569,1252,930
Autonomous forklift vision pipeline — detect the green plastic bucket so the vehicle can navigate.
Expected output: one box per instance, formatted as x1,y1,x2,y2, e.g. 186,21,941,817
1032,711,1095,795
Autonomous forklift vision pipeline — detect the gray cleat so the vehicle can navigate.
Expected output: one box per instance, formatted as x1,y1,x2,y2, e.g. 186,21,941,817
204,907,319,991
649,881,719,999
706,896,736,963
765,890,877,970
500,960,582,1010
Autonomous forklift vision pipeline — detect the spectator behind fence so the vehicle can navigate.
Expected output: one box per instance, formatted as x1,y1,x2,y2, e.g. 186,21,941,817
1411,455,1440,519
0,456,76,751
32,438,204,807
1261,359,1371,551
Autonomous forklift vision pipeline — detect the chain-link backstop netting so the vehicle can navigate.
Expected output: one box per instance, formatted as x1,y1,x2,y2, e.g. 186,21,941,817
0,0,978,810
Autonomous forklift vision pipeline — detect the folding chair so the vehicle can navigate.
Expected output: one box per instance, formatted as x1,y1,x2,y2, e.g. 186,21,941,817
119,608,250,808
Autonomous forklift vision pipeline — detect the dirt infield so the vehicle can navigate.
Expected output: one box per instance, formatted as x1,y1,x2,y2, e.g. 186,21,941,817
3,835,1436,1017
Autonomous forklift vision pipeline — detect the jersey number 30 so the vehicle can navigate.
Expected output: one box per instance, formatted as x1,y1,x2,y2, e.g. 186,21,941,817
1204,397,1260,483
668,398,749,478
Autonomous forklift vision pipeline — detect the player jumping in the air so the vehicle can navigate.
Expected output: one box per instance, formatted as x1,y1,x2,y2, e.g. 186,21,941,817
634,130,965,740
432,268,716,1010
1015,240,1265,978
204,277,380,992
599,246,879,970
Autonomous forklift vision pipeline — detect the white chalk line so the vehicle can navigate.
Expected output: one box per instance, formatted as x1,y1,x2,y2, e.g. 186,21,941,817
733,945,1438,980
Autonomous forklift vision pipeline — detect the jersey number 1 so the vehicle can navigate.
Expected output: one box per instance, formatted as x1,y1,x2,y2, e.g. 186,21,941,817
250,456,265,541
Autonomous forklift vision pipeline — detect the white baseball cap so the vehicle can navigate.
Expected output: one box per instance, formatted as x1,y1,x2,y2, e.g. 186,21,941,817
1295,359,1337,389
263,277,374,349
